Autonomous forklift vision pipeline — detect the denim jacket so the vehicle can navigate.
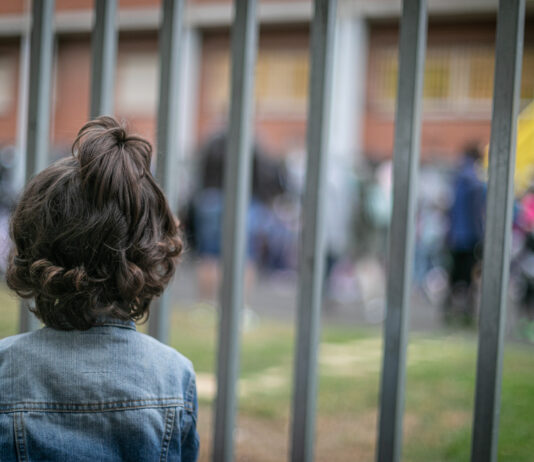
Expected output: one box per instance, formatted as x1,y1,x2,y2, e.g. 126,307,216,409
0,318,199,462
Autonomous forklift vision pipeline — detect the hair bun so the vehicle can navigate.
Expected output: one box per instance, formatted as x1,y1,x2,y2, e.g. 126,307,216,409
109,125,128,145
72,116,153,217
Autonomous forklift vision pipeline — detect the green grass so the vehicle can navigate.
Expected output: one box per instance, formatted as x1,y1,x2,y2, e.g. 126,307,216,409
165,304,534,461
2,287,534,461
0,284,20,337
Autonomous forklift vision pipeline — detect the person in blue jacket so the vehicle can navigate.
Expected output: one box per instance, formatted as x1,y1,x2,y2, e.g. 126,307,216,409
446,143,486,322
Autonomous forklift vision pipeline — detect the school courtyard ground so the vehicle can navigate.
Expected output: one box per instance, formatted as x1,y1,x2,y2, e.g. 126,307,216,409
1,259,534,462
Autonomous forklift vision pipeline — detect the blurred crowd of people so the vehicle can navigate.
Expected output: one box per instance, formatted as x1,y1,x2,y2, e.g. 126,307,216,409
0,133,533,336
177,133,534,337
511,178,534,340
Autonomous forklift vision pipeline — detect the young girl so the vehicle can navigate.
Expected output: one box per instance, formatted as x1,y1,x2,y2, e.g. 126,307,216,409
0,117,198,461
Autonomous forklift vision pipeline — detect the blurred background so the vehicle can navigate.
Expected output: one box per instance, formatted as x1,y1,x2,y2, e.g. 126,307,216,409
1,0,534,461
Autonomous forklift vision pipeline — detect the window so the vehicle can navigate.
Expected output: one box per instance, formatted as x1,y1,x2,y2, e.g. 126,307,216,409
116,51,158,116
370,45,534,115
423,52,450,100
202,47,309,117
371,48,454,110
373,48,397,102
468,50,494,100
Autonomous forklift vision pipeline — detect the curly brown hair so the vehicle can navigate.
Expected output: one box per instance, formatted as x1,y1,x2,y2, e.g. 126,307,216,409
6,117,183,330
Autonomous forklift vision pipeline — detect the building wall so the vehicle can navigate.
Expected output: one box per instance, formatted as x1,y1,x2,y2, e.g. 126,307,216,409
49,31,160,153
365,18,534,162
53,35,90,150
0,2,25,15
0,1,533,164
198,25,309,157
0,0,162,15
114,31,159,144
0,38,20,146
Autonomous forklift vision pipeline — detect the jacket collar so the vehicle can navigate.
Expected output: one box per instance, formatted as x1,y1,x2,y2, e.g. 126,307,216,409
96,316,137,330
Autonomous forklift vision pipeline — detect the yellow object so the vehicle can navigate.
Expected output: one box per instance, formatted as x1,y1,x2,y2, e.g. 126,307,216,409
515,100,534,196
483,100,534,196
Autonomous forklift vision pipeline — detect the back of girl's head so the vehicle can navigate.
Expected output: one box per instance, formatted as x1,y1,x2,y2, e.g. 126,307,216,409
7,116,182,330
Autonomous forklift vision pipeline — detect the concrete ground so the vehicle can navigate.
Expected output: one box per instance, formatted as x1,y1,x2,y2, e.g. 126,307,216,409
168,257,528,336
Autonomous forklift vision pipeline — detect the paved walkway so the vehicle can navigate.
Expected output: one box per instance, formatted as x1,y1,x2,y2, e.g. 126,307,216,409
168,257,531,338
169,258,451,332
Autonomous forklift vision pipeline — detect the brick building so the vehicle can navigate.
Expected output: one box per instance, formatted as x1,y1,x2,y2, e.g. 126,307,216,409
0,0,533,172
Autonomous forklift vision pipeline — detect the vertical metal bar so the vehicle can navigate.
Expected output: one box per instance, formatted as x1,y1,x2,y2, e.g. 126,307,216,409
90,0,118,118
376,1,427,461
471,1,525,461
147,0,184,343
25,0,55,182
212,1,257,461
289,1,336,461
19,0,55,333
15,2,31,194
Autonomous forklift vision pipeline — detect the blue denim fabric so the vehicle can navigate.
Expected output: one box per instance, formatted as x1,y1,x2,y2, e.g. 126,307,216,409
0,318,199,462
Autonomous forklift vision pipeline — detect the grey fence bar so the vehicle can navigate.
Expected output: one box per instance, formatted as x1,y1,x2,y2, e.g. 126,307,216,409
90,0,118,118
148,0,184,344
471,1,525,461
376,1,427,461
212,1,258,461
289,1,336,461
19,0,56,333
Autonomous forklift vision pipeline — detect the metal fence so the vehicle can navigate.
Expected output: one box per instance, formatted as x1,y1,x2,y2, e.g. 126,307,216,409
17,0,525,461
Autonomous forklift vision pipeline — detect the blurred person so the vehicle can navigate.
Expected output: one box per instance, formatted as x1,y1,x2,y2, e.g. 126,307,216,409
0,117,199,461
517,184,534,232
191,131,290,301
323,152,359,303
285,145,360,305
0,145,17,274
191,132,225,300
414,167,451,302
365,160,392,260
510,183,534,340
445,143,486,323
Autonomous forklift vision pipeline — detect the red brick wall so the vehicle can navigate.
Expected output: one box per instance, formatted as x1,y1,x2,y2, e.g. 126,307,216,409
0,0,162,15
198,25,309,157
53,36,91,148
364,20,500,162
52,32,159,148
364,117,491,163
190,0,309,3
0,40,21,146
2,2,533,164
364,17,534,162
0,2,25,15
